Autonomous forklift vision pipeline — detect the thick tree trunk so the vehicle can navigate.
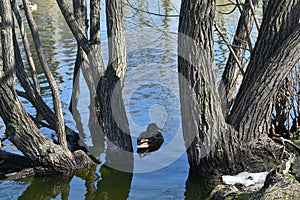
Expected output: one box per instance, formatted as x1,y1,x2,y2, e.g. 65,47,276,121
230,0,300,141
178,0,300,177
178,0,238,176
220,0,259,114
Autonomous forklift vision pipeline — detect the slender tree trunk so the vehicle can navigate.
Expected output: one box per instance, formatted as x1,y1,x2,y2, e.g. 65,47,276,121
0,0,94,174
11,0,41,95
220,0,259,114
96,0,133,161
22,0,67,148
69,0,88,112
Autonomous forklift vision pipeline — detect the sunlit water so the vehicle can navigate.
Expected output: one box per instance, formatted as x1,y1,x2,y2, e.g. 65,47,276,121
0,0,246,199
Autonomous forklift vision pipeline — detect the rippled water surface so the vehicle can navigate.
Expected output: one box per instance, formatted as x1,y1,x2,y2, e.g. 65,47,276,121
0,0,245,199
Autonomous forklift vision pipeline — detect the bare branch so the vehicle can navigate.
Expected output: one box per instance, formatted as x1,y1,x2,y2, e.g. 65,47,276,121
22,0,67,148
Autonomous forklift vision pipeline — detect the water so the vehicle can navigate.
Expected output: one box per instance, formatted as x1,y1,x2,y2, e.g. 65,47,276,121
0,0,242,199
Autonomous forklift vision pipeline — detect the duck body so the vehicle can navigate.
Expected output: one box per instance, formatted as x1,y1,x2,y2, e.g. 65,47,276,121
137,123,164,152
19,1,37,12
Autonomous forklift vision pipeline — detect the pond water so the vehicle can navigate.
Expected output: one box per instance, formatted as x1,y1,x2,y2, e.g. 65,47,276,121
0,0,247,199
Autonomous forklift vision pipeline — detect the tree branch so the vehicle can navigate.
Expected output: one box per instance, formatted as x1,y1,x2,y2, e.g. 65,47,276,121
22,0,67,148
56,0,90,54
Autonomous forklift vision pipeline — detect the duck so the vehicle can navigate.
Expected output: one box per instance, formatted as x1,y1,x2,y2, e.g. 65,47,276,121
19,1,37,12
137,123,164,152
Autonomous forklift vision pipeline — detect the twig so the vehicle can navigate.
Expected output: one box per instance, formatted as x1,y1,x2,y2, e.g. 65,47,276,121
214,23,245,75
249,0,260,31
279,137,300,152
126,0,179,17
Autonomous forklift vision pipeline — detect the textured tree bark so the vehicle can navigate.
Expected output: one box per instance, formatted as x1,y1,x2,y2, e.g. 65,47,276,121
178,0,300,177
96,0,133,162
230,0,300,141
56,0,104,84
0,0,94,174
22,0,67,148
220,0,259,114
106,0,127,83
56,0,132,165
178,0,239,176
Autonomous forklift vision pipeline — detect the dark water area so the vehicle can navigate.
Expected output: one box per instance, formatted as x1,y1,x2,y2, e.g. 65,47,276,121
0,0,244,199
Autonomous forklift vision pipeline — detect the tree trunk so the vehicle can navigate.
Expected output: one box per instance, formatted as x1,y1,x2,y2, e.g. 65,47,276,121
178,0,300,176
0,0,94,174
69,0,88,112
22,0,67,148
220,0,259,114
230,0,300,141
96,0,133,170
178,0,239,176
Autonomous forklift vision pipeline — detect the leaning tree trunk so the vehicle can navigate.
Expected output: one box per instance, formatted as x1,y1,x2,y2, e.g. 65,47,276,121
0,0,93,174
22,0,67,147
229,0,300,141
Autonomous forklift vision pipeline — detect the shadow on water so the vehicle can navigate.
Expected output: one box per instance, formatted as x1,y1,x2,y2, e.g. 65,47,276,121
16,165,132,200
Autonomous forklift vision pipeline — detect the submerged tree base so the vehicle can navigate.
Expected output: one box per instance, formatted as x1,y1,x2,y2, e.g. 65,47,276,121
0,149,95,181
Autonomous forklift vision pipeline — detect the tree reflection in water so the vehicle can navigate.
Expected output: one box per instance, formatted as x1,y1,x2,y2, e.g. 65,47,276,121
18,165,133,200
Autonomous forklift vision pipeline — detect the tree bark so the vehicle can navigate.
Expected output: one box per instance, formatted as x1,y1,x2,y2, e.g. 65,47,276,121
69,0,88,112
95,0,133,171
22,0,67,148
220,0,259,114
230,0,300,141
106,0,127,84
11,0,41,96
178,0,238,176
178,0,300,177
56,0,104,84
0,0,94,174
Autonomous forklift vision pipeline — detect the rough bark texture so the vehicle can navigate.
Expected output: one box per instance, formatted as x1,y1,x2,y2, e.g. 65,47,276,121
96,0,133,158
22,0,67,148
106,0,127,83
220,0,259,114
56,0,132,166
178,0,300,177
0,0,94,174
178,0,238,176
230,0,300,141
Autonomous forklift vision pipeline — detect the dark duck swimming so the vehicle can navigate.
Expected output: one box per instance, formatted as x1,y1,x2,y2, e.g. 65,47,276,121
137,123,164,153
